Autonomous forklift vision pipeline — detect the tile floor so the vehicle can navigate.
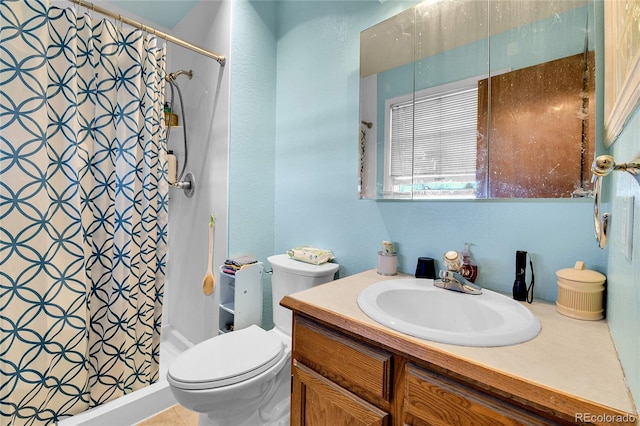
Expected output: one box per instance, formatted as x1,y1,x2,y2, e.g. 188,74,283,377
136,404,198,426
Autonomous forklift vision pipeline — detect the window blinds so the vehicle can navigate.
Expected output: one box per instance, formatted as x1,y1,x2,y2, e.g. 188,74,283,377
389,87,478,179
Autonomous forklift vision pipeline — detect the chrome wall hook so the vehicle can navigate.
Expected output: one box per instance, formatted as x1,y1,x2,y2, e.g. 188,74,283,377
591,154,640,248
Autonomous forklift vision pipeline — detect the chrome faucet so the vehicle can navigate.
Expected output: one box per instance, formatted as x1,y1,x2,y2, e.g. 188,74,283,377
434,270,482,295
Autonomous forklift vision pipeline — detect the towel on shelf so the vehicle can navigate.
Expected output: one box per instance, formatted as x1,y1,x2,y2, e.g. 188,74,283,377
287,246,334,265
221,265,238,275
223,255,258,275
225,255,258,267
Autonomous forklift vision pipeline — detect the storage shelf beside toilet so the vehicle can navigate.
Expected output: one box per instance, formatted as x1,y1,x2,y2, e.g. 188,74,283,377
218,262,264,334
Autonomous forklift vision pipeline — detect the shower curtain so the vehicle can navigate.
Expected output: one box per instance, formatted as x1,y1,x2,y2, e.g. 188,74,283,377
0,0,168,424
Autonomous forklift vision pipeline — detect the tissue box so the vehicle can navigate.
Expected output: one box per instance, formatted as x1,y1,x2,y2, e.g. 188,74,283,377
287,246,334,265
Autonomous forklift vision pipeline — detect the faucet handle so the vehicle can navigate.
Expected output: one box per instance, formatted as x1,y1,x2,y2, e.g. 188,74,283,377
443,250,462,271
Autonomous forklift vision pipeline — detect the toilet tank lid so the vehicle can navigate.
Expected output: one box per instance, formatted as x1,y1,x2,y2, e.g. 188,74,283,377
268,254,339,277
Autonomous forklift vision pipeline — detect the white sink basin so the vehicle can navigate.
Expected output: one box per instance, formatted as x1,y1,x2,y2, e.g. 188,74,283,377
357,278,540,347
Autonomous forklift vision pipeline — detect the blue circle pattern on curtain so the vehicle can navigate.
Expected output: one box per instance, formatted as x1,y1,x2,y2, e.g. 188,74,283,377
0,0,169,424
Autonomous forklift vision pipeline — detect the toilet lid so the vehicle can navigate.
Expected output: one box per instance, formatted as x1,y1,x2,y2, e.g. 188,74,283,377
167,325,285,390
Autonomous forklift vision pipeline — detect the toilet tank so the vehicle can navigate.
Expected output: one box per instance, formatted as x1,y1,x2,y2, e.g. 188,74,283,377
268,254,339,336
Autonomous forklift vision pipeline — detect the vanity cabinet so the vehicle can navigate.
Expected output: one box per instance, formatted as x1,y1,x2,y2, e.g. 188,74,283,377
217,262,263,334
290,315,559,426
283,270,638,426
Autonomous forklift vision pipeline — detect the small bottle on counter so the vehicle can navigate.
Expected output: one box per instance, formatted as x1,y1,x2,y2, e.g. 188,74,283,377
460,242,478,283
377,241,397,276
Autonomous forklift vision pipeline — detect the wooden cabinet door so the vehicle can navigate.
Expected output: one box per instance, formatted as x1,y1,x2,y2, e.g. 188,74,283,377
291,361,390,426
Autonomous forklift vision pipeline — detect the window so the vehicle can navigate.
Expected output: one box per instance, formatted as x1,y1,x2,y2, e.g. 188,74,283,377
385,80,479,199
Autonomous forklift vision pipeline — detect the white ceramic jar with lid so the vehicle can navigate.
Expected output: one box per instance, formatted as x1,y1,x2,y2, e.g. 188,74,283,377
555,261,606,320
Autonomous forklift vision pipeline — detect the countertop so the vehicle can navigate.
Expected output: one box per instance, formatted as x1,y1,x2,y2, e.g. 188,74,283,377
281,269,638,423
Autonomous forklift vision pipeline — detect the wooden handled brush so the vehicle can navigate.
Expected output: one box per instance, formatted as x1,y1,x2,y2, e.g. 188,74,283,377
202,214,215,296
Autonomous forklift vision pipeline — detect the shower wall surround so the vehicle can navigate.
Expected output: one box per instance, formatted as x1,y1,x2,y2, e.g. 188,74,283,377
165,0,231,345
228,0,638,409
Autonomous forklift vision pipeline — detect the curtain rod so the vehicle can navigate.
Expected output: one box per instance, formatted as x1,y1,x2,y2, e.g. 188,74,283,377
68,0,226,66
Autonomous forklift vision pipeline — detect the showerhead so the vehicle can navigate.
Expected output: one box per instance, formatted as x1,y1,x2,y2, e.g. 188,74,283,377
166,70,193,82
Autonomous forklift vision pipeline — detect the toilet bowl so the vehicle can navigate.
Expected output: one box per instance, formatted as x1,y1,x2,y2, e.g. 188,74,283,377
167,254,339,425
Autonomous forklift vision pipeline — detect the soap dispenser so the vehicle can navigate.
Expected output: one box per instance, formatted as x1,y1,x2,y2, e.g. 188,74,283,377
460,243,478,283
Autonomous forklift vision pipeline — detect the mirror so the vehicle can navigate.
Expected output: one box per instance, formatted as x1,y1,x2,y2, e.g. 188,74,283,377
359,0,595,199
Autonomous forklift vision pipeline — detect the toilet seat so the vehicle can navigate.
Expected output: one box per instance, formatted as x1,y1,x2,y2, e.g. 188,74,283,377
167,325,285,390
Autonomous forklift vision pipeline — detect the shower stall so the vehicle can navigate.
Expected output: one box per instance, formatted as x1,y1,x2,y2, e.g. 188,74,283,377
0,0,231,424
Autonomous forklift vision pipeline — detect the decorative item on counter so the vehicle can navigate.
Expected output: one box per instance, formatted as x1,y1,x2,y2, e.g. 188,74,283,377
415,257,436,279
377,241,397,275
202,214,216,296
443,250,462,272
460,243,478,283
164,102,178,126
222,255,258,275
556,261,605,320
512,250,534,303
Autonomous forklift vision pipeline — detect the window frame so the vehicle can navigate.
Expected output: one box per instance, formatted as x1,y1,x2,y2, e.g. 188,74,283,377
383,75,483,199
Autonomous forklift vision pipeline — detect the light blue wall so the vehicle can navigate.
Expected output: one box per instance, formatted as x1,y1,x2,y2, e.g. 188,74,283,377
607,108,640,409
229,0,277,259
590,1,640,408
229,1,278,325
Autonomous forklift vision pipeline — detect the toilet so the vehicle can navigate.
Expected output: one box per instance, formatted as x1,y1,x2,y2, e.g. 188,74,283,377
167,254,339,425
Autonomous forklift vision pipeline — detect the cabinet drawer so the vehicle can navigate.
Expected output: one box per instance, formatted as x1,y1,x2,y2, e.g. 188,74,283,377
405,363,552,426
293,317,393,406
